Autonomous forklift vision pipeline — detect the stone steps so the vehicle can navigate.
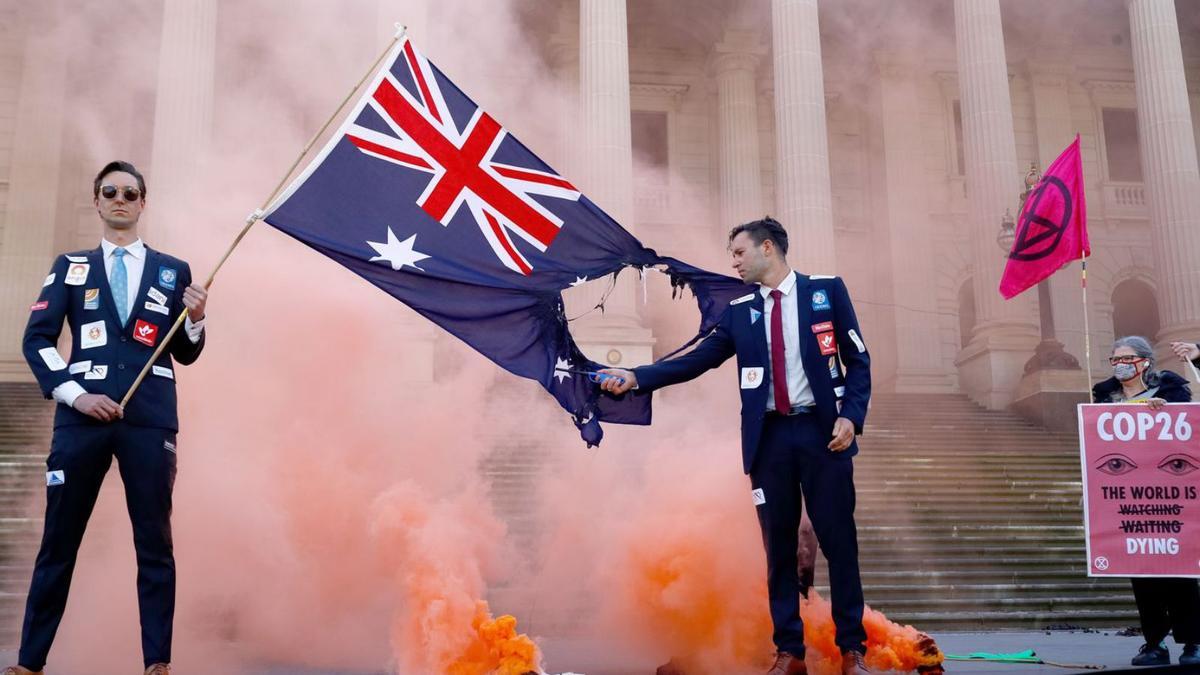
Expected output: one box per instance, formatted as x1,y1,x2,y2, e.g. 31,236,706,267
0,383,52,646
483,391,1134,632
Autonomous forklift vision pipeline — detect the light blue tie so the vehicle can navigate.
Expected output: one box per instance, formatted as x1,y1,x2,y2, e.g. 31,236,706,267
110,247,129,326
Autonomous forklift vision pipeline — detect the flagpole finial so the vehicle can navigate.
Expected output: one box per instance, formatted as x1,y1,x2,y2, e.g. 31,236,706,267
394,23,407,39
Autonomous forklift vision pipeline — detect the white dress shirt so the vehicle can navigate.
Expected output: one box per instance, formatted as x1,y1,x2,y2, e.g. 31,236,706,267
51,238,204,408
760,270,815,410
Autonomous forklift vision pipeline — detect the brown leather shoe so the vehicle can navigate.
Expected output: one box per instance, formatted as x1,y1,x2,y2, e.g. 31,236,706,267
144,664,171,675
841,650,871,675
766,651,807,675
2,667,44,675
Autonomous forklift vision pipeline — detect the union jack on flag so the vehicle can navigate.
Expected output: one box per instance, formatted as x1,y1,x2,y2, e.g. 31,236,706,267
262,34,747,444
344,40,579,276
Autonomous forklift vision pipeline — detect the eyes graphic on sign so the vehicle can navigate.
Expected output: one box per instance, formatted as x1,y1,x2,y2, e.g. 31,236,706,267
1095,452,1199,476
1157,453,1199,476
1096,453,1137,475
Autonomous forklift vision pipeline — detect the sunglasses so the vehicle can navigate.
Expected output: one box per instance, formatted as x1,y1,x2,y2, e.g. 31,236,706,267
1109,355,1143,365
99,185,142,201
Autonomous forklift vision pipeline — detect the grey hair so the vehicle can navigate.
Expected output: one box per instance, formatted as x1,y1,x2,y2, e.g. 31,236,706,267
1112,335,1160,388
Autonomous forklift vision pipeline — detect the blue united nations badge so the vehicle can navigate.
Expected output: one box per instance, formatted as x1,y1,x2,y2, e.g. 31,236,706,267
158,266,177,290
811,290,831,311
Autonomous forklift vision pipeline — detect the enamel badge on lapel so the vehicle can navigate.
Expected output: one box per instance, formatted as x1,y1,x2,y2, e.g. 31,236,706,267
147,287,168,306
740,366,764,389
83,289,100,310
80,321,107,349
750,308,762,324
158,266,177,290
811,290,831,311
133,319,159,347
64,263,89,286
817,331,837,356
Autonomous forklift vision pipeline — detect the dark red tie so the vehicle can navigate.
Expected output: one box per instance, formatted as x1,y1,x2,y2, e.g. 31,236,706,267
769,289,791,413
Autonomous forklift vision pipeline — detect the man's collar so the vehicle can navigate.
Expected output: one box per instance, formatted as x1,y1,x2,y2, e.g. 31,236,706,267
101,237,145,259
758,269,796,298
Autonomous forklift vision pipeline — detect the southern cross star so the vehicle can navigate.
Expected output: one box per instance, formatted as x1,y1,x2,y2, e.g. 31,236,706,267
569,275,588,287
554,357,572,383
367,227,430,271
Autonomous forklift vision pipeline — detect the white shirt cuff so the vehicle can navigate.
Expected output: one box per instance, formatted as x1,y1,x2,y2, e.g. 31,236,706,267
184,315,205,343
52,380,88,408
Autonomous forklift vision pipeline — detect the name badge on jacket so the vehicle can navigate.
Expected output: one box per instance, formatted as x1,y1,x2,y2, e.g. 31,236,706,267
740,366,764,389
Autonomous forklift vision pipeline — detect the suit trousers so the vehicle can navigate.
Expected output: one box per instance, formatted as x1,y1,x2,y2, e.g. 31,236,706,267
20,422,178,670
1131,577,1200,646
750,412,867,656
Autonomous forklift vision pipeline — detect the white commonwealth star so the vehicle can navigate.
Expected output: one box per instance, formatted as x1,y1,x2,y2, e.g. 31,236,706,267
553,357,572,383
366,227,430,271
569,275,588,287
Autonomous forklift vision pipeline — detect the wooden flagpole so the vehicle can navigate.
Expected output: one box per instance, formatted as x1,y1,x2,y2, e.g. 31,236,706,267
1081,255,1093,393
121,25,408,407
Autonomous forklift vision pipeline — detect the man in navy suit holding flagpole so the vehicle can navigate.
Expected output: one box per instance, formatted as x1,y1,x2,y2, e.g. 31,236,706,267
600,217,872,675
7,161,208,675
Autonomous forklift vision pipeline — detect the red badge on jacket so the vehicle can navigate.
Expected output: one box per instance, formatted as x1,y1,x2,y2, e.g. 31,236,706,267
816,331,837,356
133,319,159,347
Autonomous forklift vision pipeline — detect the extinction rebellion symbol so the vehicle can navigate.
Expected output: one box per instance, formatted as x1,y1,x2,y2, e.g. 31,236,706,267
1008,176,1072,262
1094,556,1109,571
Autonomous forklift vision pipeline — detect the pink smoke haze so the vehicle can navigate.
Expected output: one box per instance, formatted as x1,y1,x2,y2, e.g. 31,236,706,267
11,1,844,673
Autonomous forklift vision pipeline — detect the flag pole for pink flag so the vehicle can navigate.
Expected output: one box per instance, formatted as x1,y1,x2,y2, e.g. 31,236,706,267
120,24,410,408
1081,255,1093,391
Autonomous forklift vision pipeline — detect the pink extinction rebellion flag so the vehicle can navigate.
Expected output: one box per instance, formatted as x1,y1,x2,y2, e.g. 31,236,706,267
999,135,1090,299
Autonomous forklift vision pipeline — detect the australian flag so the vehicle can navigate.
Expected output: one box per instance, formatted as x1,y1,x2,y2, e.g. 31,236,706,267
263,35,746,445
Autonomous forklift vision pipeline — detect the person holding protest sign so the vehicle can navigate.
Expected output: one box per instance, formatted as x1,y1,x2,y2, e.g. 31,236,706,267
1092,336,1200,666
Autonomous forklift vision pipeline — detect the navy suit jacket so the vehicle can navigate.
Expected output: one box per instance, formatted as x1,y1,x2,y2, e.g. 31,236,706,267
633,273,871,474
22,246,204,431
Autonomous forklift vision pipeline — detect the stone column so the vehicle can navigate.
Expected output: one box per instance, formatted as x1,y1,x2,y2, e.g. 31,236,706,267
771,0,836,273
571,0,653,367
1128,0,1200,348
875,53,952,392
147,0,217,248
1009,62,1093,429
1026,63,1088,368
546,2,580,180
579,0,634,228
714,30,765,228
953,0,1039,409
0,6,69,380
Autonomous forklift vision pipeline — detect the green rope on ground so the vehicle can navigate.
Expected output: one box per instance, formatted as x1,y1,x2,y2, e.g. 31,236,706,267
945,649,1042,663
945,649,1106,670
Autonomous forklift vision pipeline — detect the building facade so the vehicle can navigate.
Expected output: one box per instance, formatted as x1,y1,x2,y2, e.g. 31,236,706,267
2,0,1199,413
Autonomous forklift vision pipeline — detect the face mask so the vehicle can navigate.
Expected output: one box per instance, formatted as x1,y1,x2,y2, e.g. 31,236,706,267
1114,361,1146,382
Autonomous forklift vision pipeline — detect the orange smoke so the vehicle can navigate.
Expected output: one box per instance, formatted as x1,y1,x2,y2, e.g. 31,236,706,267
445,603,541,675
577,421,774,674
369,482,543,675
800,590,944,675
